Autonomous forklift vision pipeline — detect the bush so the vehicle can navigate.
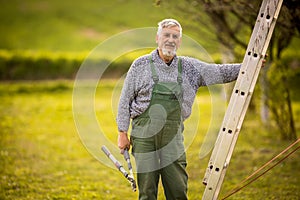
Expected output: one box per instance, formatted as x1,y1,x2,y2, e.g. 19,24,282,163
0,50,132,80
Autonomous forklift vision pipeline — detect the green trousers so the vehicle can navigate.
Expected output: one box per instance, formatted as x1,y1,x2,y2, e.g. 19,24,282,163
131,119,188,200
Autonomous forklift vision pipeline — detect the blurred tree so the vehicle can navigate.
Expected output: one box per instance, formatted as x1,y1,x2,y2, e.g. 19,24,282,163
156,0,299,140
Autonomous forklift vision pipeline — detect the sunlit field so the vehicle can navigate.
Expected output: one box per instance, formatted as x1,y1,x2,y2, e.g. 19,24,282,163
0,80,299,200
1,0,299,199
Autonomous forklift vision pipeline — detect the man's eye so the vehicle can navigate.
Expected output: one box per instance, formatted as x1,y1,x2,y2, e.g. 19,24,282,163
164,33,170,37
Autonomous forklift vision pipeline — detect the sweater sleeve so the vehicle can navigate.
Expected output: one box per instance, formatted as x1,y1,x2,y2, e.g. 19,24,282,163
116,61,137,132
187,57,241,86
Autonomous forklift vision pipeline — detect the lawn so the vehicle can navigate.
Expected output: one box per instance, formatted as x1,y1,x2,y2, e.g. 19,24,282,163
0,80,299,200
0,0,218,54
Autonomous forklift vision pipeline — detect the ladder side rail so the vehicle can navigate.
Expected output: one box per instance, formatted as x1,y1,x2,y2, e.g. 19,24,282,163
202,49,262,187
230,0,283,149
203,0,282,183
202,0,269,184
202,0,283,199
215,1,283,194
202,83,254,199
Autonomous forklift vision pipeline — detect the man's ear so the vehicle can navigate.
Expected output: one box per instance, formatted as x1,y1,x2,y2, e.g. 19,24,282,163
156,34,159,44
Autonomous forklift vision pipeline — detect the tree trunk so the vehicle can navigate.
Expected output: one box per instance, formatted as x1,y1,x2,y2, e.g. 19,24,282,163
260,65,270,124
266,60,297,140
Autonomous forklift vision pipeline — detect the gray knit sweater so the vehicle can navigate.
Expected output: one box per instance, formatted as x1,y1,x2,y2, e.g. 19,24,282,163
117,49,241,132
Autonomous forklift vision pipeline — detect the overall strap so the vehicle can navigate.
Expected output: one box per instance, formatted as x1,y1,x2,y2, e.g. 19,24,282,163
177,57,183,84
149,55,159,83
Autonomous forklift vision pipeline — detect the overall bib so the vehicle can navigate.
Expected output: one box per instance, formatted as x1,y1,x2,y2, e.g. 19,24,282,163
131,55,188,200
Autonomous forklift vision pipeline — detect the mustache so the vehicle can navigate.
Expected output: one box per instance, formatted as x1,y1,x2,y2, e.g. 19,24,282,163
164,42,176,47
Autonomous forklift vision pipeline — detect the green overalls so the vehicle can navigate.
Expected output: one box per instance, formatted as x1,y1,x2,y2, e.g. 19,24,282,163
131,55,188,200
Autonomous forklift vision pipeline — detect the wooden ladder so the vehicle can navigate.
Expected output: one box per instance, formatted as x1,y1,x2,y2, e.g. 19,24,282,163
202,0,284,199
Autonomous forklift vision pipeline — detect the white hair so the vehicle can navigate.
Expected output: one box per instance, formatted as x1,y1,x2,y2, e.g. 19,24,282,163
157,19,182,37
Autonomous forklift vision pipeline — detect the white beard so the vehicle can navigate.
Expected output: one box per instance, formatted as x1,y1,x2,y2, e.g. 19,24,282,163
161,48,176,57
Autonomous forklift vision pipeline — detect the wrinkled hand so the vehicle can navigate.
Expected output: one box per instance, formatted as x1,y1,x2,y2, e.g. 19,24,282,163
118,131,130,154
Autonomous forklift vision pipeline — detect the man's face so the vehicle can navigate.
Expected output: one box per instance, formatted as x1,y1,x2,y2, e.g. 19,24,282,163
156,26,181,57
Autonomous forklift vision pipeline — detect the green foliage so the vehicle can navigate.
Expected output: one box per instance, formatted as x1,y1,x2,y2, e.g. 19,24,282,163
0,81,299,199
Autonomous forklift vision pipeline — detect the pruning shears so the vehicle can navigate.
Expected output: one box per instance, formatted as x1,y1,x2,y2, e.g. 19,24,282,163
101,145,137,192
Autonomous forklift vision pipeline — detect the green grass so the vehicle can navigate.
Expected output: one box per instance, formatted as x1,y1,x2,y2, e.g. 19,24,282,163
1,0,299,64
0,80,299,199
0,0,159,51
0,0,220,55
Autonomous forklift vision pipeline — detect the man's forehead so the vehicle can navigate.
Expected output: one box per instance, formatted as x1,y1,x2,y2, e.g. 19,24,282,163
161,26,181,34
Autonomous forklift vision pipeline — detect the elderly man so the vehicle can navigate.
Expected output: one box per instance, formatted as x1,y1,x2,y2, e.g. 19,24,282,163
117,19,241,200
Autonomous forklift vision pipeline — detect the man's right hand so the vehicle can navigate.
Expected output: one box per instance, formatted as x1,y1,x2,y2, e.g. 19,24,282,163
118,131,130,154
